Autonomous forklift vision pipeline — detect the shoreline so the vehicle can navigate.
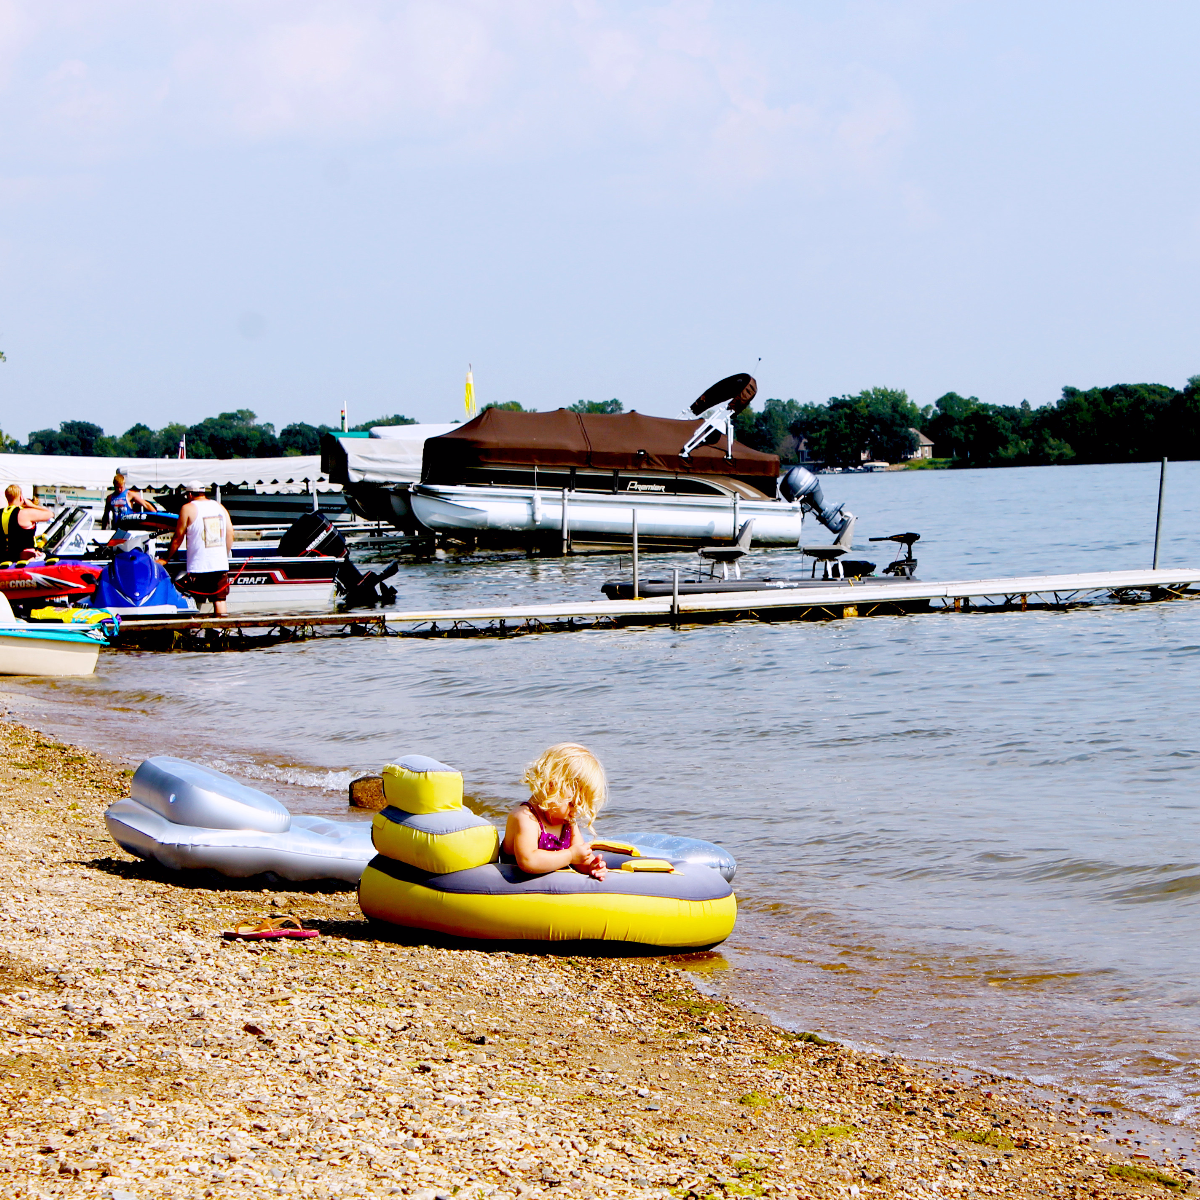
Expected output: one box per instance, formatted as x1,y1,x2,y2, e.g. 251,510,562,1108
0,718,1192,1199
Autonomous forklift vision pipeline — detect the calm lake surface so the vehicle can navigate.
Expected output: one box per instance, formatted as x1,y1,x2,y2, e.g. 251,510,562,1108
6,460,1200,1126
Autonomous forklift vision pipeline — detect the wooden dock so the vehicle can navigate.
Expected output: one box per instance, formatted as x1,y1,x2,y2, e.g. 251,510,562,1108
110,567,1200,648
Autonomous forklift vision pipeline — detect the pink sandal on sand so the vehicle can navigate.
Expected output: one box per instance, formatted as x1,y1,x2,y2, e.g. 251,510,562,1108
223,916,319,941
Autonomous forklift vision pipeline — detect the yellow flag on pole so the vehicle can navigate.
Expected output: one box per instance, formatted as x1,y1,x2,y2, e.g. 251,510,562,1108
464,365,476,418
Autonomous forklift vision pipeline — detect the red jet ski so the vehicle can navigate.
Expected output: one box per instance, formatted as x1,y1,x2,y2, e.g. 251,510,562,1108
0,560,102,605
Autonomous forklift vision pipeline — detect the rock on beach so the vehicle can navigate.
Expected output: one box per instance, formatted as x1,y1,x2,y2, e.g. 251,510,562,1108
0,717,1181,1199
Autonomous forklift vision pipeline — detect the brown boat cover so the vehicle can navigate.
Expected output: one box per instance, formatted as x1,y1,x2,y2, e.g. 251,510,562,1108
422,409,780,492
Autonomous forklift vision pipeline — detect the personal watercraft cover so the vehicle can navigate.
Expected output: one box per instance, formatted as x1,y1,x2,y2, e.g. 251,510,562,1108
90,547,195,611
421,409,780,494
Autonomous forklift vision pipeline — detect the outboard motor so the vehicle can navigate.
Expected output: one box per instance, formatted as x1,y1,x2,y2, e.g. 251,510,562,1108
279,513,399,611
779,466,851,536
278,512,349,559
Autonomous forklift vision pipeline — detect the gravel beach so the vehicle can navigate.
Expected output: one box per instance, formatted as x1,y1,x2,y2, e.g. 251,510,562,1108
0,717,1187,1200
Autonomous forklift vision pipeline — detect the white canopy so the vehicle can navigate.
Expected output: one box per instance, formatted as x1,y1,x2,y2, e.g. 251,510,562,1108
0,453,335,494
329,424,457,483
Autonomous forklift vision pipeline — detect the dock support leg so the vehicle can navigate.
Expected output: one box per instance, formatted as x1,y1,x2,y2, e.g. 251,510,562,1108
632,509,639,600
1153,457,1168,569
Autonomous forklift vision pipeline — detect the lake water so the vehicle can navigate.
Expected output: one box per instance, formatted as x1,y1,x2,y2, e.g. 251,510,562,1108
5,459,1200,1128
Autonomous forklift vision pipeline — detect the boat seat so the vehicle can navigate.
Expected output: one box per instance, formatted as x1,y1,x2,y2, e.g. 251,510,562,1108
697,519,754,580
800,515,856,579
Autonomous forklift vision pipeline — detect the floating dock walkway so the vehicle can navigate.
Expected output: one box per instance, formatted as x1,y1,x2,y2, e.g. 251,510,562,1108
111,567,1200,649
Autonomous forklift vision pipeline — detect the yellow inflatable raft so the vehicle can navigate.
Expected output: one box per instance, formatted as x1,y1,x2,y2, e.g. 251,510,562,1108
357,756,737,948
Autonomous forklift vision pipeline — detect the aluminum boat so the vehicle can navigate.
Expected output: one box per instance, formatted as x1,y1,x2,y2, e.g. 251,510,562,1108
322,374,852,553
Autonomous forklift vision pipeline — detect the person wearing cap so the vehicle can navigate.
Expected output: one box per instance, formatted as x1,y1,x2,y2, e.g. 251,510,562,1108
158,481,235,615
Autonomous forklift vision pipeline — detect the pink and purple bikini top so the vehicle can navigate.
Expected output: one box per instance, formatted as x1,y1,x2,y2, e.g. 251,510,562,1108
524,801,573,851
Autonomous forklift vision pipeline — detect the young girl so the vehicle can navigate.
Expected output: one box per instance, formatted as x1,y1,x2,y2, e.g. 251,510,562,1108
503,743,609,880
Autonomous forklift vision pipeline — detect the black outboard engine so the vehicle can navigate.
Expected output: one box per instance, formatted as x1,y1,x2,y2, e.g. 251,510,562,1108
778,467,851,536
278,512,349,558
279,513,400,610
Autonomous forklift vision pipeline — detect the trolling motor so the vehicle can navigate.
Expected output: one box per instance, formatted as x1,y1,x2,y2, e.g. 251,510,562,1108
869,532,920,578
778,466,852,536
680,373,758,459
278,513,400,610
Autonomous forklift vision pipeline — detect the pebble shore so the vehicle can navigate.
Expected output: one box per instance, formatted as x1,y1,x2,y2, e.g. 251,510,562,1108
0,718,1187,1200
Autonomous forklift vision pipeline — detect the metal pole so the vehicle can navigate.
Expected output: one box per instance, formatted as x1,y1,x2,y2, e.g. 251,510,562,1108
632,509,639,599
733,492,739,541
561,488,570,556
1153,457,1168,569
671,568,679,618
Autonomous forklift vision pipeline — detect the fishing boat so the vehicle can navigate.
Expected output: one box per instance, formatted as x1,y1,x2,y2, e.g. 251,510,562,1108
0,593,113,676
322,375,852,553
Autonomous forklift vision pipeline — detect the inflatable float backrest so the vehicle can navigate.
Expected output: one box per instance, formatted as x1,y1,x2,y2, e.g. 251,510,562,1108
131,757,291,833
373,755,499,874
381,755,464,813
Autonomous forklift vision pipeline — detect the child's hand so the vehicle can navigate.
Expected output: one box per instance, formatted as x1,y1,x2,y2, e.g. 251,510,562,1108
570,843,608,880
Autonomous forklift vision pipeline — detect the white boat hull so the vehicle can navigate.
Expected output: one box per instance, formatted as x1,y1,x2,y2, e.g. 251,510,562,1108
0,633,100,676
223,580,335,614
409,484,805,546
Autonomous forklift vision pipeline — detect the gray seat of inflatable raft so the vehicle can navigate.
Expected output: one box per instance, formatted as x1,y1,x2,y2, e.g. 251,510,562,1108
105,757,376,883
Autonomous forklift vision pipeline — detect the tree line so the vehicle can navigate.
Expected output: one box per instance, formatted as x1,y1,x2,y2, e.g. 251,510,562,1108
2,401,626,456
7,410,415,459
7,379,1199,468
733,376,1200,468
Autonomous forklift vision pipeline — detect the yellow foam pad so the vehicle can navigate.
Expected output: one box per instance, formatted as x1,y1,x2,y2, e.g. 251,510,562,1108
620,859,675,873
372,813,499,875
590,839,641,856
381,762,463,814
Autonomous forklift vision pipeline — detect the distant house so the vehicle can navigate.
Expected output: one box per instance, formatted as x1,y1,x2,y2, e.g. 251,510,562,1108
906,429,934,461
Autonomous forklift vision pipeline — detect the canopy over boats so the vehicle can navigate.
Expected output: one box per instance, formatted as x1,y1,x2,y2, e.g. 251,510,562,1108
0,451,337,494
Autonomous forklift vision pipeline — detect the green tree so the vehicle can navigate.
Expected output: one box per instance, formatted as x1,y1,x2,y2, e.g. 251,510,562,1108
280,422,335,455
483,401,532,412
349,413,416,432
1051,383,1176,462
25,420,107,456
568,399,623,414
185,410,281,458
734,398,825,464
815,387,919,467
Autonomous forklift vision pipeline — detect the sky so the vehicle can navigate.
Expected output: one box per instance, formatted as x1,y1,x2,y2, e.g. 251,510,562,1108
0,0,1197,440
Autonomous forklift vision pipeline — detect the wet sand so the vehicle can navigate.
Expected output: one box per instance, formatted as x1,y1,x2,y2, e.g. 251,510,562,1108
0,718,1189,1199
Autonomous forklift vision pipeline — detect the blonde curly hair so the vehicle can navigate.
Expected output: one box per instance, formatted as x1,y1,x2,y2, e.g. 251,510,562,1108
522,743,607,829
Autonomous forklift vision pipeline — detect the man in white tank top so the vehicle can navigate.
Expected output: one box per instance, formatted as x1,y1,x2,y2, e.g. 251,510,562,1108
159,481,235,614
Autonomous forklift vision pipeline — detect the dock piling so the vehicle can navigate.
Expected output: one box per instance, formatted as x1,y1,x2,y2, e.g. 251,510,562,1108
632,509,639,600
1153,457,1168,569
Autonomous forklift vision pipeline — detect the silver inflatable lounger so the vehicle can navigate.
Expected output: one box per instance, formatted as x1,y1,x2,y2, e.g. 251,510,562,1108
106,757,375,883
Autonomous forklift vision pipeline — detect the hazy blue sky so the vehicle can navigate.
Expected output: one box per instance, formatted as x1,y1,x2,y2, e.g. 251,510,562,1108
1,1,1197,439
